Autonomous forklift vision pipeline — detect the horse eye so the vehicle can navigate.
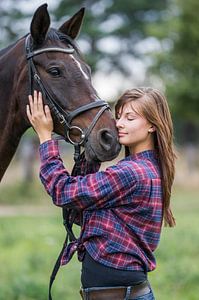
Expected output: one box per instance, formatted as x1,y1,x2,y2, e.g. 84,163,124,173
48,67,61,77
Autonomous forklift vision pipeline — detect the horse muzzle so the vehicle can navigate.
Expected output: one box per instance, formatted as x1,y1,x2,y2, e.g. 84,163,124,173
85,128,121,162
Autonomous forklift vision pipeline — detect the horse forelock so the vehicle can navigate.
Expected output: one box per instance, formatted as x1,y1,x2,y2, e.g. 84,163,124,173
46,29,81,56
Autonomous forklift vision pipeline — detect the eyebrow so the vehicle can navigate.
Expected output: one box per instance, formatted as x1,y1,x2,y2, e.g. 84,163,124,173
126,112,137,115
117,106,140,117
117,112,138,119
121,111,138,117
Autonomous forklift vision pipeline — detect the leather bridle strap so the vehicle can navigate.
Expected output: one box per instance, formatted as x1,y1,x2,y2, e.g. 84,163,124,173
26,46,74,59
25,34,110,160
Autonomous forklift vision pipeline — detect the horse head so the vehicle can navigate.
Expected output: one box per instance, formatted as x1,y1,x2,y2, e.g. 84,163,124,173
17,4,120,162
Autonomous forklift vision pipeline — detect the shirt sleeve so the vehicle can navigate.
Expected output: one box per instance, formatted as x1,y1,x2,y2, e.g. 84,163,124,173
39,140,137,210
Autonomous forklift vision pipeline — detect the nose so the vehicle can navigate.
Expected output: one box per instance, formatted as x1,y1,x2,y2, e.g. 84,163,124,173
116,118,123,129
98,128,117,151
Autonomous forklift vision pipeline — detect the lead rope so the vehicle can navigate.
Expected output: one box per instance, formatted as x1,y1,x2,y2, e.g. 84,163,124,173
48,150,82,300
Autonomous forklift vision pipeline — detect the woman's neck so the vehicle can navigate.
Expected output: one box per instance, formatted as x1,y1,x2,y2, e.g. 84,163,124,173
129,138,155,155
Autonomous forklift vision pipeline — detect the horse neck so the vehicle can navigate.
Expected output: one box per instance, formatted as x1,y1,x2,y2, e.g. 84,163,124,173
0,38,29,182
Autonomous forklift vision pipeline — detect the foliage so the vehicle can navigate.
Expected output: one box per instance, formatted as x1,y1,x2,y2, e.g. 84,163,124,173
55,0,169,74
0,187,199,299
0,0,169,75
0,215,82,300
150,0,199,137
0,180,49,205
0,0,24,47
1,0,199,140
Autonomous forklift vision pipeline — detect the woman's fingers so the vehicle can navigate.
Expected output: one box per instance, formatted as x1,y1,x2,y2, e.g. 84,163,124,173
45,105,52,120
26,103,32,124
28,95,33,115
26,90,53,142
27,94,34,124
38,91,44,113
27,90,53,125
28,91,45,116
32,90,38,113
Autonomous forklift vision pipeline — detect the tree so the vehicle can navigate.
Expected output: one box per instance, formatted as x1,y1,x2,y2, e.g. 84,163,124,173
54,0,169,75
151,0,199,129
0,0,57,48
0,0,24,48
1,0,169,75
1,0,171,99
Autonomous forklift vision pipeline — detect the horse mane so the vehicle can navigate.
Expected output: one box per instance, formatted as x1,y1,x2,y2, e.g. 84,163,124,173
0,35,28,57
0,29,82,58
0,44,15,56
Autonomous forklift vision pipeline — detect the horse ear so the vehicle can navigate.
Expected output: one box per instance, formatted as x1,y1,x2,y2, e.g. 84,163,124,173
59,7,85,39
30,4,50,45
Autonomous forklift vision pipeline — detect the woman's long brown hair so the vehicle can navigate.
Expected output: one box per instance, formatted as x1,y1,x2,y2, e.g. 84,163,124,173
115,87,176,227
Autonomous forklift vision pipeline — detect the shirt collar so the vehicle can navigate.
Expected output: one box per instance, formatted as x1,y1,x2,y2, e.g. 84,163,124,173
125,150,158,161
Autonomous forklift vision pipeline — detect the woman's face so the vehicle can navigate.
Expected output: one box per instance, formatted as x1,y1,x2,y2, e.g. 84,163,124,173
116,101,154,154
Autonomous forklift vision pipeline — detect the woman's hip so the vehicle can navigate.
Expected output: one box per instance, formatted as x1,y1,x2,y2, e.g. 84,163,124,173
80,280,155,300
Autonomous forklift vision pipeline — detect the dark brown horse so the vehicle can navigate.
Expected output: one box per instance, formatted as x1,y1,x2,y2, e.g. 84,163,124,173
0,4,120,182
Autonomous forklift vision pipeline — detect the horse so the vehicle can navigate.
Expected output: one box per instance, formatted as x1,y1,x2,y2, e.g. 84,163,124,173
0,4,121,182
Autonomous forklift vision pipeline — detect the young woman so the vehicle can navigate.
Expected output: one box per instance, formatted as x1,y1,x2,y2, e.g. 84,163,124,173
27,87,176,300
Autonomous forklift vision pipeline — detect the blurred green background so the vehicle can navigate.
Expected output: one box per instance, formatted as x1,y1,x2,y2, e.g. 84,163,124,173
1,0,199,299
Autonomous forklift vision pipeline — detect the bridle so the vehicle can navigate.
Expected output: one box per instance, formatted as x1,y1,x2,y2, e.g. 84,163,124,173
25,34,110,161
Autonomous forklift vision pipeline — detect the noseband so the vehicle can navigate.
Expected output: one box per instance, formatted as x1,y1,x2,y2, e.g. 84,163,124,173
25,34,110,161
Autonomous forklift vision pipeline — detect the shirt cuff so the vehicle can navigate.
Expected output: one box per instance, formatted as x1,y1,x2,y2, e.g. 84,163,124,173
39,139,60,161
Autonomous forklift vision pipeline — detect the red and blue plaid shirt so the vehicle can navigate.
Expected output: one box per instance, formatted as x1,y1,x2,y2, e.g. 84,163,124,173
39,140,163,272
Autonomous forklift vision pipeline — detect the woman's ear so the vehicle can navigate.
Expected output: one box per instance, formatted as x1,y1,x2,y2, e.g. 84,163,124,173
148,126,156,133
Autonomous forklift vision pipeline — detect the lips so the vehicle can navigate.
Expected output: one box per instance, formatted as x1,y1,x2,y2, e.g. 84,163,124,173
118,132,128,137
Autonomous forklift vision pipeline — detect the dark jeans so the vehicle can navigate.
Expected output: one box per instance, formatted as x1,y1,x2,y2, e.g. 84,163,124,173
80,284,155,300
81,252,155,299
81,251,147,288
130,285,155,300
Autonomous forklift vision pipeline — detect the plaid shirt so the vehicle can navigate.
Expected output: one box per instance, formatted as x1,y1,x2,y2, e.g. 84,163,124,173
39,140,163,272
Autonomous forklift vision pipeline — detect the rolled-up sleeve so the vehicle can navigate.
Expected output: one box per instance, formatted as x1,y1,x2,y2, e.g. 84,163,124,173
39,140,136,210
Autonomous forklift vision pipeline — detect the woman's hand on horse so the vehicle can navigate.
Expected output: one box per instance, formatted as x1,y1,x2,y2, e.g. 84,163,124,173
26,90,54,144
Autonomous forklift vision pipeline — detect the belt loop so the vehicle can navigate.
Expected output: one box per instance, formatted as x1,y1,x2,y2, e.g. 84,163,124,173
84,288,89,300
124,286,132,300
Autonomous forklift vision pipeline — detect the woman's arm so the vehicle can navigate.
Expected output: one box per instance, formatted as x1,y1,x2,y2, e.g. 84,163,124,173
39,139,136,210
27,90,136,211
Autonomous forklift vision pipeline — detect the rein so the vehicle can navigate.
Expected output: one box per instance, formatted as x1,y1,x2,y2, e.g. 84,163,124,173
24,34,110,299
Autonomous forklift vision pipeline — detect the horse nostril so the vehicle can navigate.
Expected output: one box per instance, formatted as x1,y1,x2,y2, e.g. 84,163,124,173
98,129,115,151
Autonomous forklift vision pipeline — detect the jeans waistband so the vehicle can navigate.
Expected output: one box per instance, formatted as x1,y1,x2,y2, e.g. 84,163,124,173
80,280,150,300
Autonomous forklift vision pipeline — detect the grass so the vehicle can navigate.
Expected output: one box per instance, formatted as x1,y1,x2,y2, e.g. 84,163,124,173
0,180,49,205
0,214,81,300
0,184,199,299
150,185,199,300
